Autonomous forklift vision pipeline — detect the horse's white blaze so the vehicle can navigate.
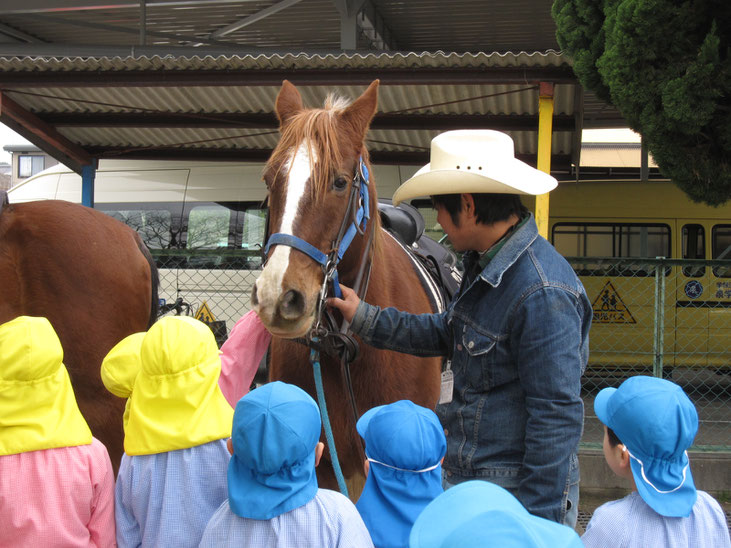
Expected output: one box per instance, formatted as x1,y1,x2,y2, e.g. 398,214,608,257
256,142,315,306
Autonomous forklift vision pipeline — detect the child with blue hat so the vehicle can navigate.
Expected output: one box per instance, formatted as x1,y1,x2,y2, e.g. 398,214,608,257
356,399,446,548
582,375,730,547
409,480,583,547
199,381,374,547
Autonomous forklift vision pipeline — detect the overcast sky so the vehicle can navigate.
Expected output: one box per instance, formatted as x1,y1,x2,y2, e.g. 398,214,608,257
0,123,641,165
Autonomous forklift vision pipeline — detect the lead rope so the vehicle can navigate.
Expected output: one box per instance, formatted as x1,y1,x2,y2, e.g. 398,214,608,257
310,339,349,497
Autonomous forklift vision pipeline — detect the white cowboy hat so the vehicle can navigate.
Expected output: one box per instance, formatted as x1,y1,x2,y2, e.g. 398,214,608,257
392,130,558,205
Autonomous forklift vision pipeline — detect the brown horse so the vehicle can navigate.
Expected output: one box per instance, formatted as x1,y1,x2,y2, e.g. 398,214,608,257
252,80,442,493
0,197,158,469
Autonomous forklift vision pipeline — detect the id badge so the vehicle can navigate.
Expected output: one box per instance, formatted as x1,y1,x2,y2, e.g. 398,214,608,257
439,368,454,404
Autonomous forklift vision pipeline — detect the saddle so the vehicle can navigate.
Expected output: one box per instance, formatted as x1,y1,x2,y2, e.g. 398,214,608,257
377,200,462,305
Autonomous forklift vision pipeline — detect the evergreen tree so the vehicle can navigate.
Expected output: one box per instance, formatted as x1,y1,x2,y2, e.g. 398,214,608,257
553,0,730,205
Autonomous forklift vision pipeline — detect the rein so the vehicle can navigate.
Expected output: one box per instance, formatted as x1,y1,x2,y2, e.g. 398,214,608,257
264,155,375,497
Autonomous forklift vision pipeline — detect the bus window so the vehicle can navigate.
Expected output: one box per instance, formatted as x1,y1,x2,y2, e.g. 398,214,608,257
552,223,671,276
682,224,705,277
105,208,173,250
712,225,731,277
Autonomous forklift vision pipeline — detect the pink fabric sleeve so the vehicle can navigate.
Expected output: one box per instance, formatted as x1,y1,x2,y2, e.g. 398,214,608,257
88,438,117,548
218,310,272,407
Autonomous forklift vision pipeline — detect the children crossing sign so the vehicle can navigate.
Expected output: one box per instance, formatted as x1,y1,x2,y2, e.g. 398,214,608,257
591,281,636,324
195,301,217,323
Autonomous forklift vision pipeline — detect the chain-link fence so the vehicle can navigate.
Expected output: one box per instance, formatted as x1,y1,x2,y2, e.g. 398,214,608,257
151,252,730,451
569,257,731,452
152,250,262,346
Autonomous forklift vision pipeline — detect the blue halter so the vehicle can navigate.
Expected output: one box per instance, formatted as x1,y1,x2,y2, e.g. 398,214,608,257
264,156,370,300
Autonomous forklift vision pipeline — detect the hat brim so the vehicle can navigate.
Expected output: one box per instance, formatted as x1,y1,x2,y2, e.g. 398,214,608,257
356,404,387,439
392,158,557,205
593,387,617,427
630,453,697,517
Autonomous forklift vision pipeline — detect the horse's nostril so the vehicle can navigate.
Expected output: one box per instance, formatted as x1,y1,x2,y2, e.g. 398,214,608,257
251,284,259,306
279,289,305,320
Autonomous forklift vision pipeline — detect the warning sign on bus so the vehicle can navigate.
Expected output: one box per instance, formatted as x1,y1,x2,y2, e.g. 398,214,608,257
195,301,217,323
591,281,636,324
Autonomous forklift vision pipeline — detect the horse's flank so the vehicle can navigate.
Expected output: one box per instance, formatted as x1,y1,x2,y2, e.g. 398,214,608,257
0,199,159,470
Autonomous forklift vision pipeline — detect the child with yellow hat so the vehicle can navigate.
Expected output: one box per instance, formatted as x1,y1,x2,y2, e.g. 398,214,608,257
0,316,116,547
111,315,234,548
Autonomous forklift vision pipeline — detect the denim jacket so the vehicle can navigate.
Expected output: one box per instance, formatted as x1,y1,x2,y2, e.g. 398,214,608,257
351,214,591,523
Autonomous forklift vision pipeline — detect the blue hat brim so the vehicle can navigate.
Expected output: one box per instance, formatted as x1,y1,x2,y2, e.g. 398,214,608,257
356,404,387,440
593,387,617,427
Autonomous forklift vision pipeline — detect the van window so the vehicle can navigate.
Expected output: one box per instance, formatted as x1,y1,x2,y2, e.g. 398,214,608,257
187,205,232,249
105,208,173,250
552,223,671,276
682,224,705,277
712,225,731,278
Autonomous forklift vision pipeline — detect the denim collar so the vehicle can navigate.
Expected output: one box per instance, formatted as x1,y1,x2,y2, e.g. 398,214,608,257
477,212,538,287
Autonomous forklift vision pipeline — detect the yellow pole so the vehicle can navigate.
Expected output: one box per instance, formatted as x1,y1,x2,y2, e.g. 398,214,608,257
535,82,554,239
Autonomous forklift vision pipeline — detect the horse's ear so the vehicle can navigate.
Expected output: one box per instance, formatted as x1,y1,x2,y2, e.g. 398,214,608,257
275,80,304,127
340,79,379,141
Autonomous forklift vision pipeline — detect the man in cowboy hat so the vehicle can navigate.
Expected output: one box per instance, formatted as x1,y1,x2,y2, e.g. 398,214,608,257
328,129,591,527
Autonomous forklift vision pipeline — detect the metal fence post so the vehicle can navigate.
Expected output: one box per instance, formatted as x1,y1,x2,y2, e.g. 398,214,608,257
653,257,666,378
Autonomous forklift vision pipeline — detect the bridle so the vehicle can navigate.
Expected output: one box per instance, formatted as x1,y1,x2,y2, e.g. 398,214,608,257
263,154,374,355
263,154,375,496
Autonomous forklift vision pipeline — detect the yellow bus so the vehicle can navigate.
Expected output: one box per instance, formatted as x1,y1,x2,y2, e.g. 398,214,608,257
547,181,730,372
414,180,731,372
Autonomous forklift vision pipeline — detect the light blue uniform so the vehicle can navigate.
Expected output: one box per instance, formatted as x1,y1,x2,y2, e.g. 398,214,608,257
582,491,731,548
115,439,230,548
199,488,374,548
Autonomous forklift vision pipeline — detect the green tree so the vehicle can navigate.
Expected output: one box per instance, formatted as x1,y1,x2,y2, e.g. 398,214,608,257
553,0,730,206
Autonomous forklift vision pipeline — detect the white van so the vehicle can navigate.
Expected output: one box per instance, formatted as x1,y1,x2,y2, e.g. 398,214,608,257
8,159,416,341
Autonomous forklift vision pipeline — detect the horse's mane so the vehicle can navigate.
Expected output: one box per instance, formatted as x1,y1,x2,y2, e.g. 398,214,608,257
267,93,383,256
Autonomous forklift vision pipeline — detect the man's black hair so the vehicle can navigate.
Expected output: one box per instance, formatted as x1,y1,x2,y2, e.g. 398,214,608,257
607,426,622,447
430,193,528,226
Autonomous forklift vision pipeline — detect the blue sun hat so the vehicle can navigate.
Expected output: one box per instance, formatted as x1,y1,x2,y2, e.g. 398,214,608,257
409,480,583,548
356,400,446,548
594,375,698,517
228,381,321,520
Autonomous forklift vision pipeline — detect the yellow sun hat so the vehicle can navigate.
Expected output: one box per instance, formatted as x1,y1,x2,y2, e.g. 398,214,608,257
0,316,92,456
101,332,145,431
124,316,234,455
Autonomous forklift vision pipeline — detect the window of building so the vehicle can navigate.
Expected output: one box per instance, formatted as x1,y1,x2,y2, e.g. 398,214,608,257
18,155,45,178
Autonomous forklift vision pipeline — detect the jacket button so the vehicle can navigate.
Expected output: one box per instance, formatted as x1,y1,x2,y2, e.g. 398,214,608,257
444,429,449,436
456,344,462,351
467,341,474,349
446,470,453,477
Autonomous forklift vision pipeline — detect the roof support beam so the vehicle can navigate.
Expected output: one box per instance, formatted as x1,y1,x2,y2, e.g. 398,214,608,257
0,1,259,15
85,145,573,170
0,67,576,87
0,91,92,173
42,112,578,132
359,1,396,50
209,0,304,40
334,0,367,49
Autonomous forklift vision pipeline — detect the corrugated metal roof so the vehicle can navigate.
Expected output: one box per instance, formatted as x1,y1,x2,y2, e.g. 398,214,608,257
0,50,617,176
0,49,568,72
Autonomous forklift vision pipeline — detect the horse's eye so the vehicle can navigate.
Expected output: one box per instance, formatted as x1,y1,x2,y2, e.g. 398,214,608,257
333,176,349,191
